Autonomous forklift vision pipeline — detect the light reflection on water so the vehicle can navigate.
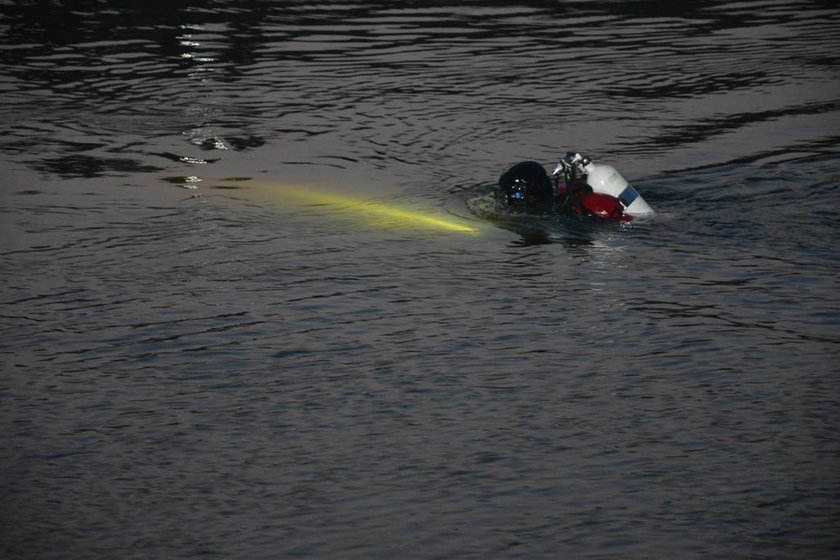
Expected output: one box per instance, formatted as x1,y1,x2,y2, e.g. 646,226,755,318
1,1,839,558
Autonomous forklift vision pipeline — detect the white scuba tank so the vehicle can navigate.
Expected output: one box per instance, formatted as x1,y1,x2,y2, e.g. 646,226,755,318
583,161,655,217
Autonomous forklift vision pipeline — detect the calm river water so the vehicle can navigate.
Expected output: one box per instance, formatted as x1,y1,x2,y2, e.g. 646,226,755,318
1,1,839,558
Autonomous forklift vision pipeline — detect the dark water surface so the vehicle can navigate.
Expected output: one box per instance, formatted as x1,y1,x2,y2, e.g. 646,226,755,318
2,1,839,558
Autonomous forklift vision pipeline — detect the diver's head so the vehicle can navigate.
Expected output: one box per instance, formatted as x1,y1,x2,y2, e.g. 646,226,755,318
498,161,554,212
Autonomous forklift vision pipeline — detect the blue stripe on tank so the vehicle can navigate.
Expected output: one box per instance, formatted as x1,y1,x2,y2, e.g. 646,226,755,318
618,185,639,208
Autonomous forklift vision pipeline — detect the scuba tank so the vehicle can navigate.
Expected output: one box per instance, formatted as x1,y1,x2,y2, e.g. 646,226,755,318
581,159,655,217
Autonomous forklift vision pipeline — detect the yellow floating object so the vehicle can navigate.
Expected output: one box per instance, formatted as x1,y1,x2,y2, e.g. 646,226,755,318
264,183,480,235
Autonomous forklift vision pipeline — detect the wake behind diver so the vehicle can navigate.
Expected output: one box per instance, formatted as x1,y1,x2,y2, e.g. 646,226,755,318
497,152,655,221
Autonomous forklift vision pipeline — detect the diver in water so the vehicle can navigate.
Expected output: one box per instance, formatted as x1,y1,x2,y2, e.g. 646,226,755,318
498,152,655,220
